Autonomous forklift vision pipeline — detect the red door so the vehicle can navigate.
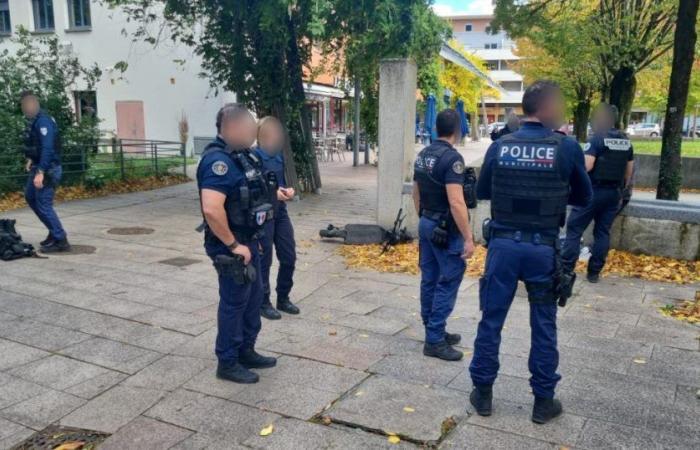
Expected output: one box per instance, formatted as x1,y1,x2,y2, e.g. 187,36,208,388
115,101,146,141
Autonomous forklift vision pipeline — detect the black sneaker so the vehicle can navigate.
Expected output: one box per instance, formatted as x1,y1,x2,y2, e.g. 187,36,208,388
445,332,461,346
216,362,259,384
532,397,563,424
423,342,463,361
239,348,277,369
586,272,600,284
470,384,493,416
40,234,54,247
41,238,70,253
261,303,282,320
277,297,300,315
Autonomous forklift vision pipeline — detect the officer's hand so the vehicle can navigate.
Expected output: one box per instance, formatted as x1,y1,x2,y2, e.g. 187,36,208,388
33,172,44,190
276,188,293,202
283,187,295,199
25,160,32,172
232,244,252,265
462,238,475,260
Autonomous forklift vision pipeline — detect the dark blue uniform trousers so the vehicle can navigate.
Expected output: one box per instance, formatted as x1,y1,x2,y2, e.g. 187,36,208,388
210,242,264,364
25,166,67,240
561,187,620,275
260,206,296,303
418,217,466,344
470,238,561,398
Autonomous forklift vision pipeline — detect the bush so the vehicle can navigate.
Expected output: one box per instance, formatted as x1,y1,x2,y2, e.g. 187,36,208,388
0,28,102,194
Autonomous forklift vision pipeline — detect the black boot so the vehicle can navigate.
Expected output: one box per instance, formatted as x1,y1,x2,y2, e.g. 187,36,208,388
277,297,300,315
445,332,461,346
423,342,463,361
531,397,563,424
40,234,54,247
469,384,493,416
41,238,70,253
239,348,277,369
216,362,259,384
586,272,600,283
261,301,281,320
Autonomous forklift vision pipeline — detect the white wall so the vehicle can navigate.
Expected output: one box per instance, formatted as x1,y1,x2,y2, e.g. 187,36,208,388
0,1,234,151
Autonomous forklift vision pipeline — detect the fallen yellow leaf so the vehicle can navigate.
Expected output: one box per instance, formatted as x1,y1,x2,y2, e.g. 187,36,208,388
259,424,274,436
403,406,415,413
388,436,401,444
633,358,647,364
55,443,84,450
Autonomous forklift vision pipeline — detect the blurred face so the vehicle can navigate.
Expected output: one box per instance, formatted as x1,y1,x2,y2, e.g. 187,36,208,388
21,96,40,118
220,113,257,150
257,121,284,155
537,89,566,130
592,108,614,133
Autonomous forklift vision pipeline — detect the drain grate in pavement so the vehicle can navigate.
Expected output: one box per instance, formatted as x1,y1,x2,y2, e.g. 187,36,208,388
11,425,110,449
107,226,155,235
159,256,201,267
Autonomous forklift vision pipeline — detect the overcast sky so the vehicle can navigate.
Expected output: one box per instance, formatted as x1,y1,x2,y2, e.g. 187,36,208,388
432,0,494,16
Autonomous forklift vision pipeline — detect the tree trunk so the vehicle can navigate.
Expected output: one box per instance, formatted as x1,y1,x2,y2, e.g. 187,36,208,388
285,13,321,193
609,67,636,129
657,0,700,200
353,78,361,167
480,94,488,140
573,97,591,143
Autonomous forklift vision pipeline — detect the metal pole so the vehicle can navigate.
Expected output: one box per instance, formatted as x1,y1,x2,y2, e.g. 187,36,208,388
153,142,159,174
353,78,361,167
119,140,125,180
182,142,187,177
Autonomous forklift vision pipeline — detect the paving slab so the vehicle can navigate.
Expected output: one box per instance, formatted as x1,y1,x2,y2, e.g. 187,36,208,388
99,416,193,450
0,375,51,409
59,336,162,374
242,417,415,449
440,423,556,449
8,355,115,391
293,340,385,370
327,375,466,443
61,385,165,433
0,318,92,352
0,417,35,450
331,313,409,335
0,389,85,430
0,339,49,371
265,356,368,395
123,355,212,391
64,371,128,400
369,354,464,386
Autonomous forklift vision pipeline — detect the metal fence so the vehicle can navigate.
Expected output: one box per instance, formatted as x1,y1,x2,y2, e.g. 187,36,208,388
0,138,189,194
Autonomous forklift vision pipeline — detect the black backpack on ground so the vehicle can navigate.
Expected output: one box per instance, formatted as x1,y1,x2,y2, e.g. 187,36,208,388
0,219,37,261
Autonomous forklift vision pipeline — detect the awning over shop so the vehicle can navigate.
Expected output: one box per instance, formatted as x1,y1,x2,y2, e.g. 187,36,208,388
303,82,347,101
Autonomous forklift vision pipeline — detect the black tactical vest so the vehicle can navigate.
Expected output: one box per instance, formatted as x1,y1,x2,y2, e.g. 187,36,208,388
199,142,277,242
491,134,570,230
23,112,61,163
589,130,632,187
414,142,453,214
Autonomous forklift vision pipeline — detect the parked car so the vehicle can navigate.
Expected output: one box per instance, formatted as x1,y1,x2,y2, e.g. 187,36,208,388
627,123,661,137
683,125,700,137
488,122,506,134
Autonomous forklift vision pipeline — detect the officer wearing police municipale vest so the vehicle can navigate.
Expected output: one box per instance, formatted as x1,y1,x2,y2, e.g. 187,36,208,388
197,104,279,384
254,116,300,321
412,109,476,362
469,81,593,424
561,104,634,283
20,91,70,253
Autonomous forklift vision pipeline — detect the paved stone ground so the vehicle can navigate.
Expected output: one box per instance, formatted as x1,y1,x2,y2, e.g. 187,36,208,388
1,156,699,449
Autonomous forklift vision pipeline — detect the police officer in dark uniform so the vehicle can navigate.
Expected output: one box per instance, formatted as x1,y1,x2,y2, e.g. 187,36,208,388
561,104,634,283
254,117,300,320
412,109,475,362
197,104,278,384
469,81,592,424
20,91,70,252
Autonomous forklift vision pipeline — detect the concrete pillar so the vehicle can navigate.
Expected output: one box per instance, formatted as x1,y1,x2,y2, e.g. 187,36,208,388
377,58,418,229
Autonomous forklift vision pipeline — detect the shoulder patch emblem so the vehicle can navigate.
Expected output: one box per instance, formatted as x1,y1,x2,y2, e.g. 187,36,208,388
583,143,592,152
452,161,465,175
212,161,228,176
40,127,48,136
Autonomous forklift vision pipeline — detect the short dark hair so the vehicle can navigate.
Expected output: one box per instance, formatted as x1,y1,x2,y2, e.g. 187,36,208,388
522,80,560,116
20,90,38,101
436,109,461,138
216,103,253,133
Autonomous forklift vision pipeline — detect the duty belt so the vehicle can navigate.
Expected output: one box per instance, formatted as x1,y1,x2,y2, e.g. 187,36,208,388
420,209,448,221
492,230,557,247
592,181,621,188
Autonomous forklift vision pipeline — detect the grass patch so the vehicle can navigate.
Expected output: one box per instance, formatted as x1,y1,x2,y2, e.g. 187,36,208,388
632,140,700,157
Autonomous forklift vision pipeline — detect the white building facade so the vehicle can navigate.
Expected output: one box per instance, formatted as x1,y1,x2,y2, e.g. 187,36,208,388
0,0,235,151
443,13,525,123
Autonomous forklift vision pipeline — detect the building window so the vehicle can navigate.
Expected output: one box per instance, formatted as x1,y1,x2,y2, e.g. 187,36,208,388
465,24,472,32
0,0,11,36
485,61,498,70
68,0,91,29
74,91,97,121
484,43,499,50
485,25,492,34
32,0,55,32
